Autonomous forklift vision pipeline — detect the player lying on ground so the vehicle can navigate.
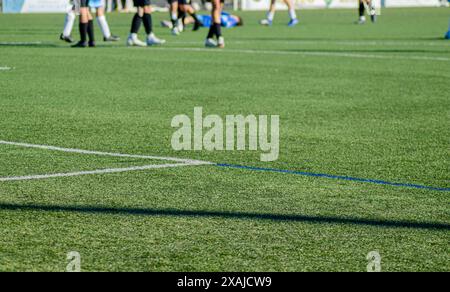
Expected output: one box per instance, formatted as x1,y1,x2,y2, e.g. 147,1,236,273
71,0,96,47
161,12,243,30
61,0,120,44
168,0,203,36
204,0,225,48
357,0,377,24
259,0,298,27
127,0,166,47
446,18,450,39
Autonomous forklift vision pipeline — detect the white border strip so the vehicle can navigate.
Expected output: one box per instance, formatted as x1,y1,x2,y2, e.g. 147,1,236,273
0,67,12,71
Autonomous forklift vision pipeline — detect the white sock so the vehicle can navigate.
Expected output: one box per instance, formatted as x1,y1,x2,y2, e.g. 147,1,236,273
267,11,275,21
289,9,297,20
63,11,76,37
97,15,111,38
171,12,178,22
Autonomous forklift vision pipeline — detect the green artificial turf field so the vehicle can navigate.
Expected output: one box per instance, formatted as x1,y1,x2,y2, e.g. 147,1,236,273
0,7,449,272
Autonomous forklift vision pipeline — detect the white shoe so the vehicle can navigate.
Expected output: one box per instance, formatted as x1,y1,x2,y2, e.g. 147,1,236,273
205,38,217,48
127,33,147,47
260,19,272,26
172,27,180,36
161,20,173,29
356,16,366,25
176,19,184,33
217,36,225,48
147,33,166,46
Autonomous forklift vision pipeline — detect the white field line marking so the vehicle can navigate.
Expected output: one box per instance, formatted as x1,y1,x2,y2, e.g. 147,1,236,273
0,140,211,165
0,140,213,182
0,163,203,182
0,42,43,45
172,40,450,47
153,47,450,62
0,67,12,71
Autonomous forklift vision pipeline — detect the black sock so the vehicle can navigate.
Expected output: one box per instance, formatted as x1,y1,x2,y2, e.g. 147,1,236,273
131,13,142,34
190,13,200,23
87,20,95,42
79,22,88,43
179,11,186,22
207,24,216,39
214,23,222,38
142,13,152,35
359,2,365,17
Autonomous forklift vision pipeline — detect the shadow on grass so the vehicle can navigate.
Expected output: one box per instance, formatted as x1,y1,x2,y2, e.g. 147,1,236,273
0,202,448,231
0,42,61,48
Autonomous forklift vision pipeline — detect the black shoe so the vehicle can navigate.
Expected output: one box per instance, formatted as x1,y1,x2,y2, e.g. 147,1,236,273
71,41,88,48
104,35,120,42
60,33,74,43
89,41,96,48
193,20,202,31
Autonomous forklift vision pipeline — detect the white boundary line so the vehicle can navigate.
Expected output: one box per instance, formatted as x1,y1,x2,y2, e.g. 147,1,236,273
0,42,43,45
0,140,209,164
0,163,201,182
153,47,450,62
171,40,450,47
0,67,12,71
0,140,213,182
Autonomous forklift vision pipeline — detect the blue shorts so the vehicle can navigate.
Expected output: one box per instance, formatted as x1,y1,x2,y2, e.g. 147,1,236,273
89,0,104,8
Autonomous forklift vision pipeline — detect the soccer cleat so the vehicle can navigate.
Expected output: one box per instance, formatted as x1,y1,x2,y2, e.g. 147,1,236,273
288,19,299,27
193,20,202,31
71,41,88,48
445,31,450,40
172,27,180,36
88,41,96,48
176,19,184,33
259,19,272,26
356,16,366,25
104,35,120,42
127,34,147,47
161,20,173,29
217,36,225,49
147,33,166,46
60,33,74,43
205,38,217,48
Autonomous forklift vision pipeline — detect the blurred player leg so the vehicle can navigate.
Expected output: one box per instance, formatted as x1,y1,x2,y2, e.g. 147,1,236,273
179,0,203,32
446,18,450,39
357,0,376,24
94,5,120,42
167,0,181,35
285,0,298,27
260,0,276,26
60,7,76,43
72,0,94,47
357,0,366,24
205,0,224,48
260,0,297,26
127,1,165,47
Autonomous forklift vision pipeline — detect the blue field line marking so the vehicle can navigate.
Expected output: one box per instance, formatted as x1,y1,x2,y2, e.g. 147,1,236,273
216,164,450,192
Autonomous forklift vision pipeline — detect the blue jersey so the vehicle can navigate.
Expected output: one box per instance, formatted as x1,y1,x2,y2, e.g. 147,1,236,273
199,12,239,28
